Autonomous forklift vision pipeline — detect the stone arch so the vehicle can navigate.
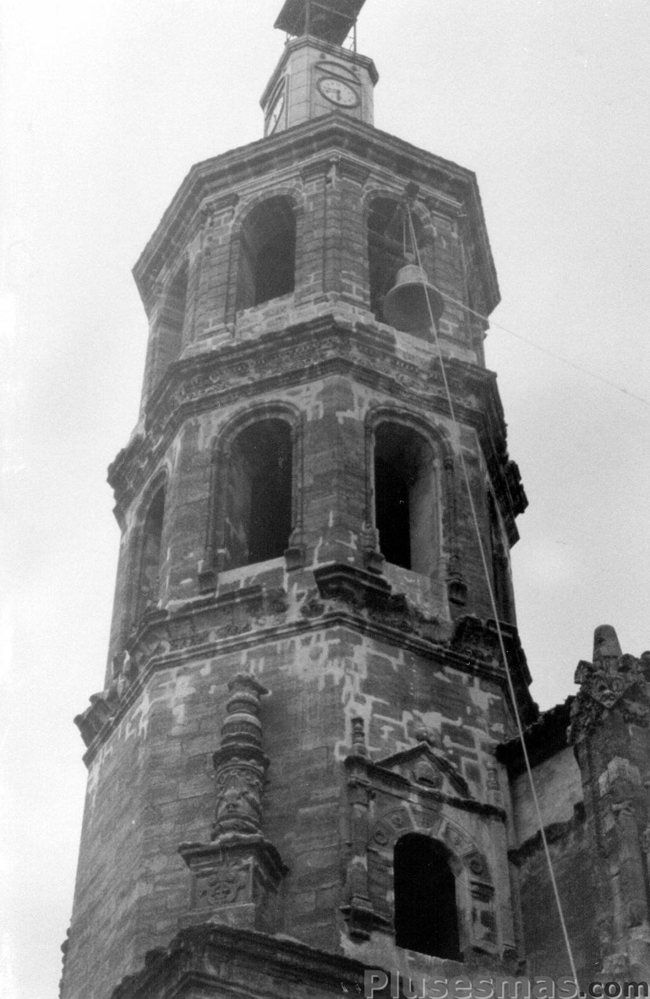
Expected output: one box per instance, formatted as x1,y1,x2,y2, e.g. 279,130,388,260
366,803,497,957
226,187,305,323
363,405,455,580
202,402,304,580
363,189,436,324
362,187,435,242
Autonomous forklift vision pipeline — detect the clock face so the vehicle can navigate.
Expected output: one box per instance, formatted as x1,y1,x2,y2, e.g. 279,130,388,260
318,77,359,108
267,90,285,135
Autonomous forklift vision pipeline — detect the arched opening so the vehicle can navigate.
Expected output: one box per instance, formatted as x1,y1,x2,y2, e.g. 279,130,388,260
236,197,296,310
368,198,429,325
374,422,438,574
225,418,293,568
394,834,461,960
368,197,405,323
157,267,187,371
137,487,165,618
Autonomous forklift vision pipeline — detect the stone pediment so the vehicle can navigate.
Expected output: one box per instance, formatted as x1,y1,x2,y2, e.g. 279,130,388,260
374,743,470,800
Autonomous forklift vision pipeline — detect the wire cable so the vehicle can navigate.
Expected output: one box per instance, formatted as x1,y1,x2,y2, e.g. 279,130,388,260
406,206,581,986
430,280,650,410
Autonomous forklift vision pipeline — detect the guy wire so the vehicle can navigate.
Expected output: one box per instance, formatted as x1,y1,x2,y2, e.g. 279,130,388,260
406,205,580,987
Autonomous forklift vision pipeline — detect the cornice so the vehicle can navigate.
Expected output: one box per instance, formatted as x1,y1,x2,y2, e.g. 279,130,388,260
108,312,522,531
343,753,507,823
111,921,369,999
496,697,573,778
79,585,535,765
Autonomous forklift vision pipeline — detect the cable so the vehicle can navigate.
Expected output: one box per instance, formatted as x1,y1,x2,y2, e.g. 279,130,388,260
406,207,581,986
430,279,650,411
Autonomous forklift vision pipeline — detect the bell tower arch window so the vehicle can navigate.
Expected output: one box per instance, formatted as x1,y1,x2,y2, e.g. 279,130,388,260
236,196,296,310
367,197,430,324
136,485,165,618
373,421,438,574
368,197,405,322
394,834,461,960
225,417,293,569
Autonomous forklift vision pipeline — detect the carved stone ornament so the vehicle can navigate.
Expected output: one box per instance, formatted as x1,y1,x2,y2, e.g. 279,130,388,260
178,673,287,930
213,763,264,837
196,859,249,908
569,626,650,743
211,673,269,838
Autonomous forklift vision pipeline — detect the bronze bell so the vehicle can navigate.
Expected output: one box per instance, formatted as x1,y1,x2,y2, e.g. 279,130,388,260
383,262,444,333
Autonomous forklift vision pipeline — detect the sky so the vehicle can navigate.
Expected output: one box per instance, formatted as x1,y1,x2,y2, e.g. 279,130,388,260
1,0,649,996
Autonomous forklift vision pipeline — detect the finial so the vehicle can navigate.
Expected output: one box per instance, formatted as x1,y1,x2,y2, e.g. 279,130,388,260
593,625,622,661
351,716,368,756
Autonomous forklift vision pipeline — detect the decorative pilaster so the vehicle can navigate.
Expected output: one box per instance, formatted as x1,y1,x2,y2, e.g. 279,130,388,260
179,674,287,931
341,717,375,939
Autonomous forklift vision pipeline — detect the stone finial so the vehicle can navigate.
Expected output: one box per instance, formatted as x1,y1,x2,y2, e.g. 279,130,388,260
593,625,622,661
350,716,367,757
570,628,649,743
219,674,268,751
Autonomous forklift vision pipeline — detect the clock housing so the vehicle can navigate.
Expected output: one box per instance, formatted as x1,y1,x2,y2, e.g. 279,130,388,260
261,35,377,136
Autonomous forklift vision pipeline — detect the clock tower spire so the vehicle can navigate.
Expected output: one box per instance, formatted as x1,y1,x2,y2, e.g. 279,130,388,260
261,0,377,136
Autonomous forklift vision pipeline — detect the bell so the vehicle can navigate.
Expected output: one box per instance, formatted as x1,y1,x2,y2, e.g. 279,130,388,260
383,263,444,333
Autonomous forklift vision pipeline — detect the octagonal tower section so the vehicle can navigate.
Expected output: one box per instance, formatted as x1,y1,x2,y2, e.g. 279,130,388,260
64,113,531,999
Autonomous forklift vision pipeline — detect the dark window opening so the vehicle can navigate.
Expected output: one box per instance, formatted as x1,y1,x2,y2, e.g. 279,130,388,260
374,422,437,574
225,419,292,568
375,453,411,568
368,198,406,323
137,487,165,617
237,197,296,310
394,834,461,960
368,199,429,324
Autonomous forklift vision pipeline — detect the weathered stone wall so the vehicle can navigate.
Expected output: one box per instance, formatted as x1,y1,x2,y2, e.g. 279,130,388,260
511,745,582,844
63,549,524,998
507,745,599,981
513,817,599,982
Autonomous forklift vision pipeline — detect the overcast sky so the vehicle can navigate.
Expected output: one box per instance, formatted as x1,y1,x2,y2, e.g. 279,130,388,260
2,1,649,996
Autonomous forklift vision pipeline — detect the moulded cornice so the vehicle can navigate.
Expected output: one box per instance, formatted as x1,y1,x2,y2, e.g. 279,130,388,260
80,590,535,766
108,313,524,535
496,697,573,778
111,921,370,999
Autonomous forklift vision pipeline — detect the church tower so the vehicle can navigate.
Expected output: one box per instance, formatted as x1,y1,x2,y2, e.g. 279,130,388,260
59,2,637,995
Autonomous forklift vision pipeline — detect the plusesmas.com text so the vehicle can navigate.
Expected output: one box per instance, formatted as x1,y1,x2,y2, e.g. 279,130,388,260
363,971,650,999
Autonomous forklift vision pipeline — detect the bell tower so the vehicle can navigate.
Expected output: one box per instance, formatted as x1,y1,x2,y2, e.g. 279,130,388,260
60,3,550,998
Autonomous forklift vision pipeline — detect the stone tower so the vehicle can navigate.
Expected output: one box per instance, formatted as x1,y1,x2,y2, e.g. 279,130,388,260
63,2,650,996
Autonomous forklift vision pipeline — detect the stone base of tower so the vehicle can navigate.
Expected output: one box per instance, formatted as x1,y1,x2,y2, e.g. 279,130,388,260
109,922,532,999
110,923,368,998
